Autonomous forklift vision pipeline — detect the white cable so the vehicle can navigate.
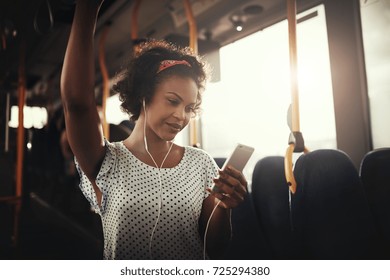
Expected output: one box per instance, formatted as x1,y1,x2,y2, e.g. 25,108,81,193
203,200,232,260
143,101,174,259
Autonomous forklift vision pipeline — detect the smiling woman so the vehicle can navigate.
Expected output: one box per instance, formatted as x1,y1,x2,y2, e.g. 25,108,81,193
59,0,249,260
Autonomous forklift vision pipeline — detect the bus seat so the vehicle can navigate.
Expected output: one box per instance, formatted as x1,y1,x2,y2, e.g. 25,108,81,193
251,156,297,259
224,191,269,259
213,157,226,169
212,157,269,259
291,149,376,259
360,148,390,258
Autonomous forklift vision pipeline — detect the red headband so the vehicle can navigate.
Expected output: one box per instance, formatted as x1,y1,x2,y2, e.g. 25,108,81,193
157,60,191,73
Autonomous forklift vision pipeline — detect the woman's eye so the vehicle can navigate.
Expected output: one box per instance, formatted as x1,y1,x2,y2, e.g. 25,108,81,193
168,99,180,105
186,106,195,113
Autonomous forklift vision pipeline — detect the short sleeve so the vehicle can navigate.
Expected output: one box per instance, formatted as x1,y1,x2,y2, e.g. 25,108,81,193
75,139,117,215
203,152,219,200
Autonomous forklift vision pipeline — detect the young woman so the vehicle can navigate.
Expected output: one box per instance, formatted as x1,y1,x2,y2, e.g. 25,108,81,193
61,0,248,259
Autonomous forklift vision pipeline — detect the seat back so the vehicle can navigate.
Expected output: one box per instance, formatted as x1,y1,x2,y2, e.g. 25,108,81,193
291,149,376,259
360,148,390,258
251,156,296,259
213,157,226,169
224,192,269,259
221,156,269,259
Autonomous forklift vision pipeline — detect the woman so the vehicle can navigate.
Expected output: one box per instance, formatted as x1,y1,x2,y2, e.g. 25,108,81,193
61,0,248,259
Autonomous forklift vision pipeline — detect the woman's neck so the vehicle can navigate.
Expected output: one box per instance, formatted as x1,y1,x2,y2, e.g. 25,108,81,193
124,116,171,156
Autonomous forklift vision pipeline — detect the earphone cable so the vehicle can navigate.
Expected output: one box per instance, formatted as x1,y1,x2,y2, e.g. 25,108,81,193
203,200,232,260
143,101,174,259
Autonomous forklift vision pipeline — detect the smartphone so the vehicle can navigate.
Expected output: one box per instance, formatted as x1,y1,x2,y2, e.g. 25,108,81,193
212,143,255,192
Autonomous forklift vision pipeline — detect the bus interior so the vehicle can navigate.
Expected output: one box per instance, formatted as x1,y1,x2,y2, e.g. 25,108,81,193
1,0,390,260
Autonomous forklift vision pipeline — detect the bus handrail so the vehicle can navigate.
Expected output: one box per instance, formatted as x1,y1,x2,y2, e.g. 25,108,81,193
131,0,142,53
285,0,309,193
183,0,201,147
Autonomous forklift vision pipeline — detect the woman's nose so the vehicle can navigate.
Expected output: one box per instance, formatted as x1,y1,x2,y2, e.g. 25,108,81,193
173,106,186,120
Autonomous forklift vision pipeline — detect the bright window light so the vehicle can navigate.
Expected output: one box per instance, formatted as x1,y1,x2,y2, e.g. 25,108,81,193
9,106,48,129
106,93,129,125
201,4,336,182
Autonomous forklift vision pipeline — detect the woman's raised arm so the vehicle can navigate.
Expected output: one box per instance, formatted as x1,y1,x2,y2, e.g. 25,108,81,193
60,0,106,181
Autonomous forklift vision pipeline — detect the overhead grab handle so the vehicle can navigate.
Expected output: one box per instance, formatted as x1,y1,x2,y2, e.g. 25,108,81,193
284,0,309,194
287,104,305,153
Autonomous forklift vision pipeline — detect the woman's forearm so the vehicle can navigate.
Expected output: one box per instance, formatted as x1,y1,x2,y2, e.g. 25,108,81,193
201,197,232,259
61,0,102,107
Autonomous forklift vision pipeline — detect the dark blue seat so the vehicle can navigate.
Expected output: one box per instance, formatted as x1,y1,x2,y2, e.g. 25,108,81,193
251,156,296,259
224,192,269,259
213,157,226,169
360,148,390,258
291,149,376,259
219,157,269,259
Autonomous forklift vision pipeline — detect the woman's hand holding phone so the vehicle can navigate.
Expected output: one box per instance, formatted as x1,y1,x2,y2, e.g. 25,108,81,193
209,144,254,209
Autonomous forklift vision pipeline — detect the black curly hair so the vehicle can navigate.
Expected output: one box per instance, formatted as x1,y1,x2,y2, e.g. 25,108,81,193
113,39,209,121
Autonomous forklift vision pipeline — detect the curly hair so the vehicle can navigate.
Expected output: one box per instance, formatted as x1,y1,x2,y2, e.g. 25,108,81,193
113,40,209,121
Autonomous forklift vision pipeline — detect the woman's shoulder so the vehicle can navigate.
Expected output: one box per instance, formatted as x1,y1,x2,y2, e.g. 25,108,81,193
185,145,210,155
184,146,215,164
103,139,133,162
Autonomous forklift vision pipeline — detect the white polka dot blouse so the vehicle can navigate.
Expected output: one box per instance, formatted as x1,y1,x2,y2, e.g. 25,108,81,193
75,140,219,259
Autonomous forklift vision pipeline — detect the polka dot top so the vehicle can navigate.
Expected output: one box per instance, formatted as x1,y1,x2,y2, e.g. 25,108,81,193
75,140,219,260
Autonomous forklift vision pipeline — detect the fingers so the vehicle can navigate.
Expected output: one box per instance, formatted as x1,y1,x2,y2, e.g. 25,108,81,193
216,167,247,196
210,166,248,208
207,190,238,209
224,165,248,188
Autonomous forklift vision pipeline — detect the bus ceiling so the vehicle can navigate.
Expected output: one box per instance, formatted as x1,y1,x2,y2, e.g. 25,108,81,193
0,0,323,106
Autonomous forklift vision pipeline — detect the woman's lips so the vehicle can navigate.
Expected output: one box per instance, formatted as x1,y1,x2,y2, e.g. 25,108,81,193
167,123,182,131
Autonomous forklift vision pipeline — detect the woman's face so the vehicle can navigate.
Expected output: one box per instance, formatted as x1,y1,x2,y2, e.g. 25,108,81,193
145,75,198,141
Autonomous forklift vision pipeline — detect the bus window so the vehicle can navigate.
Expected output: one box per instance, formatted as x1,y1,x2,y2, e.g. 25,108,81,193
201,4,336,181
360,0,390,148
9,106,48,129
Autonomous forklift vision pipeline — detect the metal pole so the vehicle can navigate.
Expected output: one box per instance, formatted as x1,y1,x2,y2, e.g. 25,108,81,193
287,0,300,132
183,0,198,53
16,42,25,198
5,93,10,152
285,0,299,194
183,0,200,147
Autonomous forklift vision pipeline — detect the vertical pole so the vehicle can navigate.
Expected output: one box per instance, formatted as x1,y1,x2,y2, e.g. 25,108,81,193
14,41,26,246
1,31,6,50
5,93,10,153
285,0,300,194
16,42,25,198
183,0,200,147
183,0,198,53
287,0,300,132
131,0,142,53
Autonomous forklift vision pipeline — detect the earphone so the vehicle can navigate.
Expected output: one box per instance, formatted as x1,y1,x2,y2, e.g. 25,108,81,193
143,98,174,259
142,98,231,260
